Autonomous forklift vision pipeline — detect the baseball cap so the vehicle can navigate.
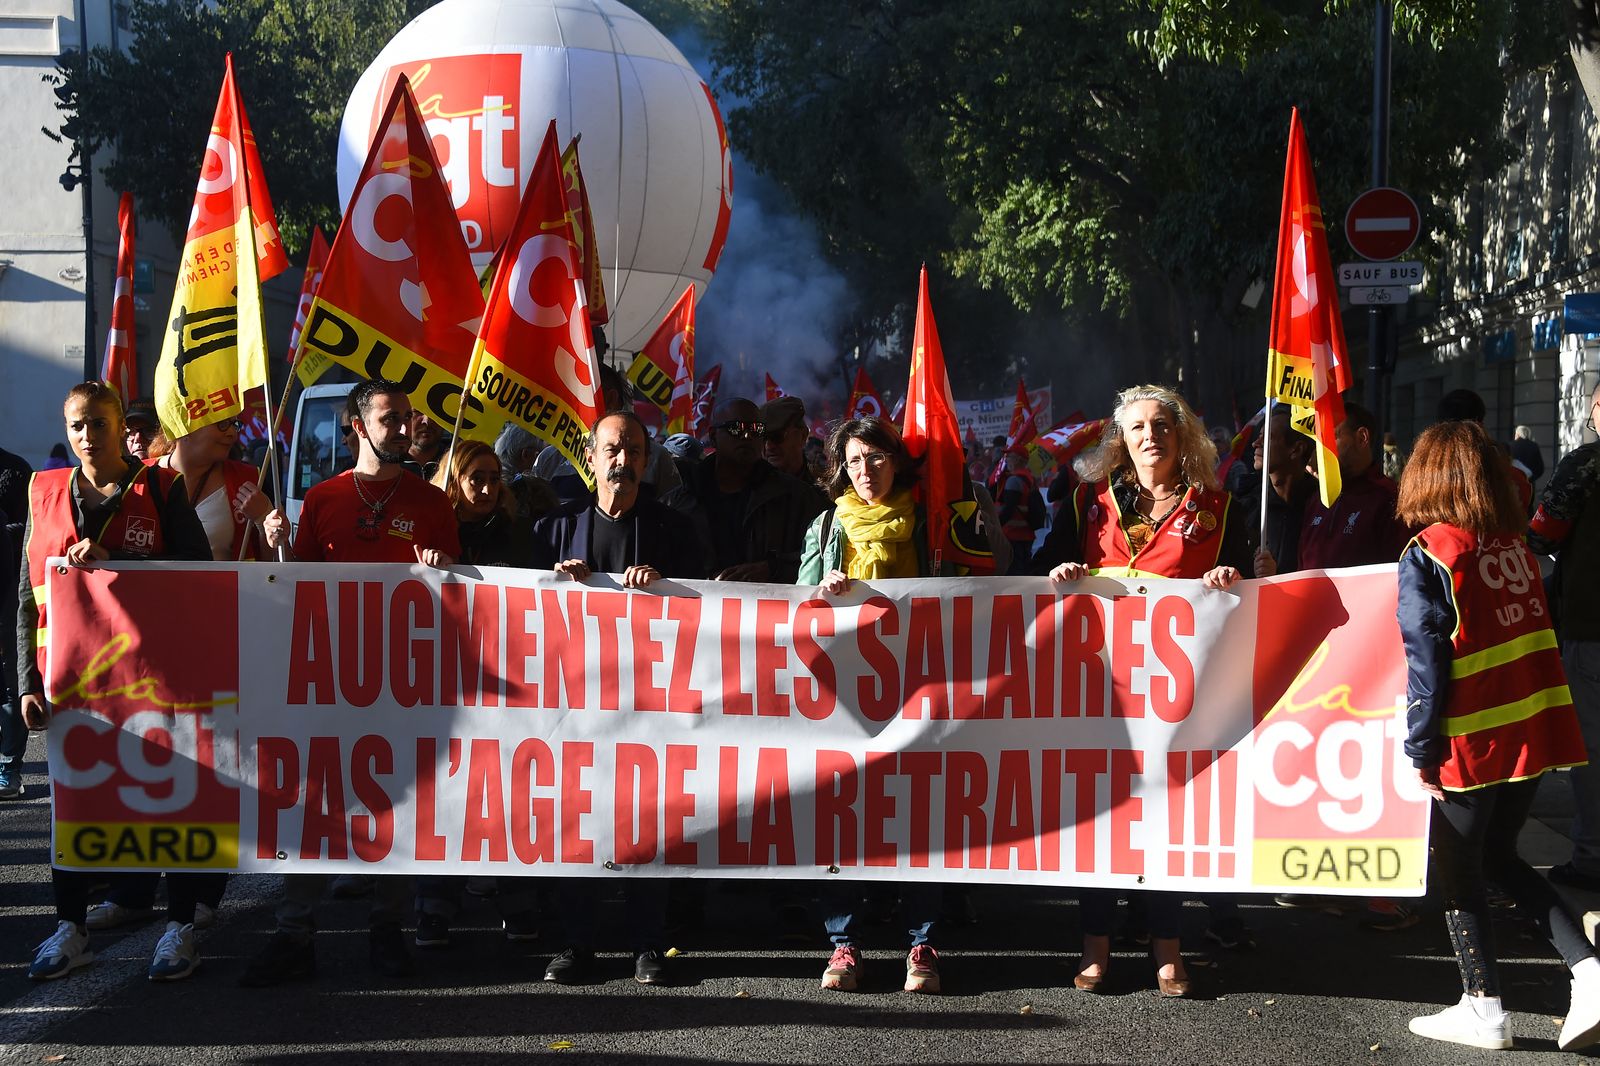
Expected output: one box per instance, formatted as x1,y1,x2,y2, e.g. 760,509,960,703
759,396,806,435
124,401,158,428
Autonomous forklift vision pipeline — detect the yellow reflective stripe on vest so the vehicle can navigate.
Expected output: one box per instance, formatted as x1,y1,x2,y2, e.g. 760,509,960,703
1087,566,1165,580
1440,684,1574,737
32,586,45,606
33,626,46,648
1449,629,1558,679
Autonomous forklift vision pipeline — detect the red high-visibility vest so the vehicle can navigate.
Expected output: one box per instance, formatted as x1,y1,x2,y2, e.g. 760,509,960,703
1411,523,1584,790
24,465,175,678
1072,479,1232,578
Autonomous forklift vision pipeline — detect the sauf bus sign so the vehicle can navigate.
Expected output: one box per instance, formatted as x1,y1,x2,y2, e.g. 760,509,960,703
1340,186,1423,305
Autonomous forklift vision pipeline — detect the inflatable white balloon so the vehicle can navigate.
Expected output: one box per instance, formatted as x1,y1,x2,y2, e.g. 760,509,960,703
338,0,733,353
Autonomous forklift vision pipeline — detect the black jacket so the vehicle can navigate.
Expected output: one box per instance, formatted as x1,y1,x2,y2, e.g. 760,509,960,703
530,495,707,580
690,455,829,581
458,510,537,569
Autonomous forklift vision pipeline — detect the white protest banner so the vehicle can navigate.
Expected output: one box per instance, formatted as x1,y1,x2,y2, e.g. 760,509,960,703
44,563,1427,896
954,386,1052,443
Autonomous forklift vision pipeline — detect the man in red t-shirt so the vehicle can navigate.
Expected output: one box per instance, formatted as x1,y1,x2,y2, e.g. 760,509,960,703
242,379,458,988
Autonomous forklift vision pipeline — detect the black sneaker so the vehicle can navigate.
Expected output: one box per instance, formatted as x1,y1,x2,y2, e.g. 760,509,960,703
1550,862,1600,892
415,913,450,949
238,932,315,987
543,947,592,984
634,949,668,986
502,911,539,942
369,923,415,977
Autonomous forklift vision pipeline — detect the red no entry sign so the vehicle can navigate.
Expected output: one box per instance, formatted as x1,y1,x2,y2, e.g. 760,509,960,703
1344,187,1420,262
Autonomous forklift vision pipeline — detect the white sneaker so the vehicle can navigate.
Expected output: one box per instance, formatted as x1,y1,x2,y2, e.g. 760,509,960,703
1408,993,1511,1050
193,902,217,930
28,921,92,981
85,900,154,930
1561,974,1600,1051
147,921,200,981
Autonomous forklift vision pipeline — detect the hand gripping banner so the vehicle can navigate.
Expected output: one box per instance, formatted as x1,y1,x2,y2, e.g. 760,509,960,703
43,563,1428,896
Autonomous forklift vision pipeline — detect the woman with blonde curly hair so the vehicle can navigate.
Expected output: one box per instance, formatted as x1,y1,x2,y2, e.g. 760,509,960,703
1034,383,1252,998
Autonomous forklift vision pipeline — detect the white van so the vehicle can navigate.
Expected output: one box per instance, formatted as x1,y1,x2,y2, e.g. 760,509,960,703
285,381,356,525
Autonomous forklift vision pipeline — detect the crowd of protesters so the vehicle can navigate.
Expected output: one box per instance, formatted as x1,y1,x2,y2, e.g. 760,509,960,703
6,371,1600,1053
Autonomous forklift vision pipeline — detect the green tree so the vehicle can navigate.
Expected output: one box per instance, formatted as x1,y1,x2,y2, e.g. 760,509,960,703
707,0,1550,415
49,0,432,254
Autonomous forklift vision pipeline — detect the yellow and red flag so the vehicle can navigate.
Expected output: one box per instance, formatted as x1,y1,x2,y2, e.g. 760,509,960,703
765,373,787,402
560,136,608,327
1033,416,1108,467
901,266,995,575
285,226,329,368
153,54,287,440
692,364,722,439
846,366,885,419
459,120,602,480
626,286,696,431
294,76,485,433
1003,379,1039,452
1267,108,1352,507
102,192,138,402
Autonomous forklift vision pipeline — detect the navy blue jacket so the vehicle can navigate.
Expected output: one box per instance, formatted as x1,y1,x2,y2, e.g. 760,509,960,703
529,495,707,580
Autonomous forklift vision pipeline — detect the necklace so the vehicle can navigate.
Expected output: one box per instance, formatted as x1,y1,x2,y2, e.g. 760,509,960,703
352,472,402,539
1137,485,1186,526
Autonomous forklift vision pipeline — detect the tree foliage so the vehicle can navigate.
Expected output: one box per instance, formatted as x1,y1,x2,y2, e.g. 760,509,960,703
51,0,432,254
705,0,1562,409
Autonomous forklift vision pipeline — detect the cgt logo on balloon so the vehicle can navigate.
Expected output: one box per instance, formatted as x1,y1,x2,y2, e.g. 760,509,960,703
375,55,523,257
1248,569,1428,893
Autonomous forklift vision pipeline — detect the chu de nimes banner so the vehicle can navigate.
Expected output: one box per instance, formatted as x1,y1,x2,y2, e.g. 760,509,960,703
41,563,1429,896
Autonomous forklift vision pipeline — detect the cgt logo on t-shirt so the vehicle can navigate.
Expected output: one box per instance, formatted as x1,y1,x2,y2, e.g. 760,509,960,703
387,516,416,541
122,516,157,554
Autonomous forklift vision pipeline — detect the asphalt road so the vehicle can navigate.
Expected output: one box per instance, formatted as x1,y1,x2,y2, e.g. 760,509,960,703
2,731,1597,1065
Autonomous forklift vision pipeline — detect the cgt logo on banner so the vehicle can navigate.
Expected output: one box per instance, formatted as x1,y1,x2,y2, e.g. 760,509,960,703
43,563,1429,895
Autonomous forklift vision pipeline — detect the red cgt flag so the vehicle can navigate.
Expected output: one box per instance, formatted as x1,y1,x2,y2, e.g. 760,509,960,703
1033,416,1108,466
153,54,287,439
692,364,722,439
461,120,603,480
625,286,696,432
294,76,484,432
286,226,329,366
765,373,787,402
1266,108,1352,507
1003,379,1039,452
102,192,138,402
846,366,886,419
560,136,608,327
901,267,995,575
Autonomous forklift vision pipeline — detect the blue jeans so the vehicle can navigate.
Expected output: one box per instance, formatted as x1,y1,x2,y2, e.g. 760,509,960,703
824,882,939,948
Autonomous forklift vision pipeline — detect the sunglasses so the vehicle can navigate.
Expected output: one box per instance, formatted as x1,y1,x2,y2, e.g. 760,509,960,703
716,420,765,439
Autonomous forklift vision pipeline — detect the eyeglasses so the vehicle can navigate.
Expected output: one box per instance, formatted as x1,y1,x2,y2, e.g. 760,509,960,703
716,420,765,439
845,452,892,471
222,419,245,431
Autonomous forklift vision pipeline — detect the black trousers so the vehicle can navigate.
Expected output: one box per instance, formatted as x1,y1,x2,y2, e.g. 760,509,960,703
1430,776,1594,995
53,868,226,927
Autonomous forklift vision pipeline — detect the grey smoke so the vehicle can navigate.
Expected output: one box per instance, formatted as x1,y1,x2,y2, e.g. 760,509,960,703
670,31,854,411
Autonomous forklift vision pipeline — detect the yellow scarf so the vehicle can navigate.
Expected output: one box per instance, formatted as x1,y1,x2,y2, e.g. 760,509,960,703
834,488,917,580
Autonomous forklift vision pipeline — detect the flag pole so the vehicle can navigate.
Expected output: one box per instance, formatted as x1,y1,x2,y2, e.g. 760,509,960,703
231,67,283,562
1258,401,1272,566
